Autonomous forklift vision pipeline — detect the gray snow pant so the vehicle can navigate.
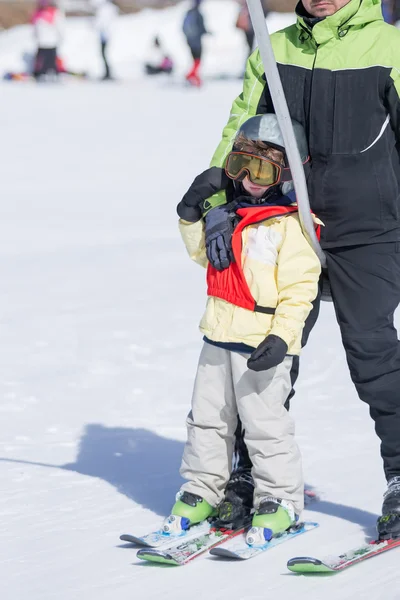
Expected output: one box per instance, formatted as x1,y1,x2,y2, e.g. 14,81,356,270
180,343,304,515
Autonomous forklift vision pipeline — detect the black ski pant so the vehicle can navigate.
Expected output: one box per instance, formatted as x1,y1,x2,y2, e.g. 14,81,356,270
33,47,58,79
235,242,400,482
188,42,202,61
101,40,111,80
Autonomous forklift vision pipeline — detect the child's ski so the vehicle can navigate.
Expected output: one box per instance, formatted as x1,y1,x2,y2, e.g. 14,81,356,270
209,521,318,560
287,537,400,573
123,488,320,553
119,521,211,548
136,526,245,565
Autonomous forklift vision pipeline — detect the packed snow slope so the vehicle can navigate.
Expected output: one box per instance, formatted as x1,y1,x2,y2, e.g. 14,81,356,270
0,3,398,600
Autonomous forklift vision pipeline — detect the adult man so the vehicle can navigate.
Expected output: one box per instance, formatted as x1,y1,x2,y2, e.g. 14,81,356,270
179,0,400,538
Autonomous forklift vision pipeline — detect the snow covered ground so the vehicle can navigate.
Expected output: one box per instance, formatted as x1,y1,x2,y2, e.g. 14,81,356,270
0,3,398,600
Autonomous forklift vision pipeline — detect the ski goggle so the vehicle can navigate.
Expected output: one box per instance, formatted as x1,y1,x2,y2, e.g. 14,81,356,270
225,151,292,187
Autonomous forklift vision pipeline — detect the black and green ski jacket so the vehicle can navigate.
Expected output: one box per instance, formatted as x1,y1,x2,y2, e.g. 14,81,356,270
210,0,400,248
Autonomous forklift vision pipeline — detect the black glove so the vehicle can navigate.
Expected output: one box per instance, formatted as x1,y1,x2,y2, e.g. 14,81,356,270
205,202,240,271
247,335,288,372
177,167,231,223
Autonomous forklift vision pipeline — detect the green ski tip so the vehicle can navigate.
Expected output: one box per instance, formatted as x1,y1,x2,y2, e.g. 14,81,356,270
137,549,179,566
287,558,335,574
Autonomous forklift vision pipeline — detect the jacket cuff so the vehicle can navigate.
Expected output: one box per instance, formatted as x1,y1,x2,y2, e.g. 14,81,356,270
268,325,295,349
176,201,202,223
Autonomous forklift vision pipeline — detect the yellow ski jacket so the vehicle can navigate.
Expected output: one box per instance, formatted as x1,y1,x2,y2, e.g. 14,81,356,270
179,209,321,355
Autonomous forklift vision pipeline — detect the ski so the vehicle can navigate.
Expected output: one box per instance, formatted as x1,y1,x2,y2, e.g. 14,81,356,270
124,488,320,555
209,521,318,560
136,526,245,565
287,536,400,573
119,520,211,548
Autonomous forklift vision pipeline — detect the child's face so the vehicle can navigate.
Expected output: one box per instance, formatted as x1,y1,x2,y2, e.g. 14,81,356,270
242,175,271,199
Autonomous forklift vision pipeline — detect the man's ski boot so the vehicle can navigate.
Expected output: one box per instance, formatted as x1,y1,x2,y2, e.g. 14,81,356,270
377,477,400,539
214,467,254,529
246,497,296,547
163,491,216,535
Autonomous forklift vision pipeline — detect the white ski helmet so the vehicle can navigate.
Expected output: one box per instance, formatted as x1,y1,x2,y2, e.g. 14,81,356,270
234,113,309,194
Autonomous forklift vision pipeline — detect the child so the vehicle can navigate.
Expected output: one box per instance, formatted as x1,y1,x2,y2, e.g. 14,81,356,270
165,114,321,546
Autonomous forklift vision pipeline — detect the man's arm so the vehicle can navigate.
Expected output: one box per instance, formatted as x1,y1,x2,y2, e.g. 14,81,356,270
211,50,265,167
385,67,400,140
205,50,268,210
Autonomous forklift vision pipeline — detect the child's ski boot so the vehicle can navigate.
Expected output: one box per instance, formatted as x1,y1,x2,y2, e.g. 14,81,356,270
246,497,296,547
163,491,216,535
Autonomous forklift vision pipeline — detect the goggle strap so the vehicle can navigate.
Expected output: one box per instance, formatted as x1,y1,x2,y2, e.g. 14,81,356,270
279,156,311,183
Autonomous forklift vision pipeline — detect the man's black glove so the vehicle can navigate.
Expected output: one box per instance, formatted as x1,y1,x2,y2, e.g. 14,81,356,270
205,202,240,271
177,167,231,223
247,335,288,372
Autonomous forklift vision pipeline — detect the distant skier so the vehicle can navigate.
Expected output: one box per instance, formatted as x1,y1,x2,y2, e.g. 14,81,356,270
165,114,321,545
91,0,118,81
392,0,400,25
31,0,64,80
182,0,208,87
144,36,174,76
382,0,394,22
235,0,269,57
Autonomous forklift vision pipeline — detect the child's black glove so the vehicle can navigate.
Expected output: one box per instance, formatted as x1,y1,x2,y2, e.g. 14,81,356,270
247,335,288,372
177,167,231,223
205,202,239,271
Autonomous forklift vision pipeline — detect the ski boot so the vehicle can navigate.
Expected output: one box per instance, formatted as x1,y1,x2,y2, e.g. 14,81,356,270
377,477,400,540
214,468,254,529
246,498,296,547
163,491,216,535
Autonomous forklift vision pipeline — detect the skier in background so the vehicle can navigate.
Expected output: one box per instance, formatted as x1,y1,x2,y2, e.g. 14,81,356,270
91,0,118,81
392,0,400,24
382,0,394,22
31,0,64,80
182,0,208,87
144,36,174,75
179,0,400,541
166,114,321,544
235,0,269,57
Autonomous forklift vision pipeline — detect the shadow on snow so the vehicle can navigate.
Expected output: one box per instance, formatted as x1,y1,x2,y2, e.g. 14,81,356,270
0,423,379,536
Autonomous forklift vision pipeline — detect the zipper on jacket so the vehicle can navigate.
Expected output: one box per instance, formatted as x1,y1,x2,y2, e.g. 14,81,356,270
307,41,319,162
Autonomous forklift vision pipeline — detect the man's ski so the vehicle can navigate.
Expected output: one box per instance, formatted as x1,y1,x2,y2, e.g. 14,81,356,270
287,537,400,573
136,526,245,565
119,521,211,548
209,521,318,560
